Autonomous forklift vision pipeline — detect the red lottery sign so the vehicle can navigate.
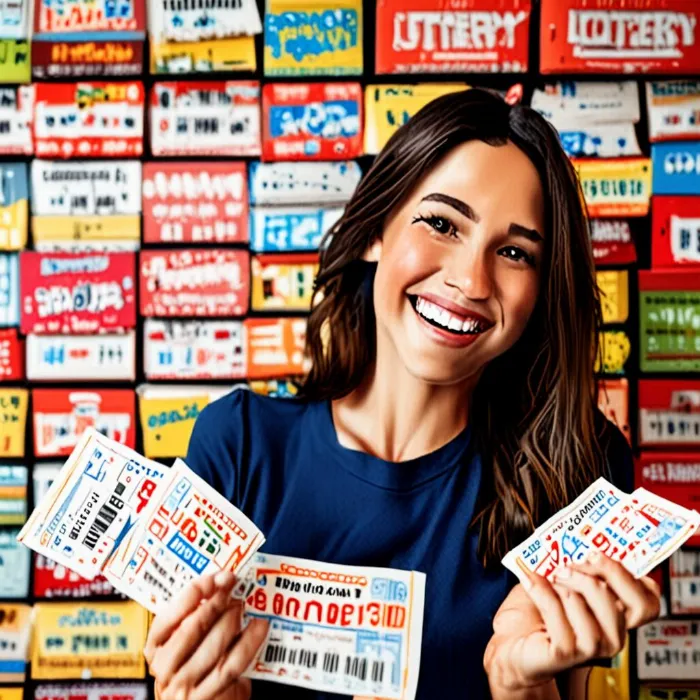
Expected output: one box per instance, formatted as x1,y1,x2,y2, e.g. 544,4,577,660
33,82,145,159
140,249,250,317
376,0,531,74
0,329,24,381
652,196,700,269
19,251,137,335
540,0,700,74
142,162,249,244
262,83,363,162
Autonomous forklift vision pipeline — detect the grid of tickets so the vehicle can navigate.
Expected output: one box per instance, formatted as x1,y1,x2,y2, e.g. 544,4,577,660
503,477,700,583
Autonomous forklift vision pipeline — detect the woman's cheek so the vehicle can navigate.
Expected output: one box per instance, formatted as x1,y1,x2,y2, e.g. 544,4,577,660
501,272,540,333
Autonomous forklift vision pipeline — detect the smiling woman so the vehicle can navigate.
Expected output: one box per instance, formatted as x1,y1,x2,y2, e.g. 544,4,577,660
144,88,661,700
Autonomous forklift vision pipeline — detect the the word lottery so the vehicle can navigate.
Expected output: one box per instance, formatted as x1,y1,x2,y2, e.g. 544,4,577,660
503,477,700,582
18,428,427,700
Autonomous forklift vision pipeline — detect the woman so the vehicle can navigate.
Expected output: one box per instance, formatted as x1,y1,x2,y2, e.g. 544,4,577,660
144,88,661,699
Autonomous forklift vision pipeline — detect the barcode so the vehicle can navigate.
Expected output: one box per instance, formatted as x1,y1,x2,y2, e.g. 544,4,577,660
322,651,339,674
345,656,367,681
264,645,318,669
371,660,385,683
83,502,117,550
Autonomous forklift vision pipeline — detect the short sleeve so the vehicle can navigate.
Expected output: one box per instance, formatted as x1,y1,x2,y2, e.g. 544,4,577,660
184,388,246,504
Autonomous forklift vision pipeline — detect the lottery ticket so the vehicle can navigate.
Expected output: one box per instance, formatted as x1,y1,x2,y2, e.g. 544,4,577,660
240,552,425,700
19,429,266,613
18,428,170,579
503,477,700,583
104,458,264,614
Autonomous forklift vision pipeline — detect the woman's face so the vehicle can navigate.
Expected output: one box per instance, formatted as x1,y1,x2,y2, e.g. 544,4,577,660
368,139,546,385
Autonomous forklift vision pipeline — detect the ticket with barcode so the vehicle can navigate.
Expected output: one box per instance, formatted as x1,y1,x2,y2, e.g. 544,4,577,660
18,428,266,613
240,553,426,700
502,477,700,583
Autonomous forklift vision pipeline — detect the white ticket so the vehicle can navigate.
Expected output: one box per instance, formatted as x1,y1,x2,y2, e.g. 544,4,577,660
240,553,425,700
503,477,700,583
19,429,265,613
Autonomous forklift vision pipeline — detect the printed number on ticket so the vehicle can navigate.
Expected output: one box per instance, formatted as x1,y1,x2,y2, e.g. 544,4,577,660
240,553,426,700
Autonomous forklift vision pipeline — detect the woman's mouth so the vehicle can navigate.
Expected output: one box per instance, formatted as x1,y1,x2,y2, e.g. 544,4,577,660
408,294,494,346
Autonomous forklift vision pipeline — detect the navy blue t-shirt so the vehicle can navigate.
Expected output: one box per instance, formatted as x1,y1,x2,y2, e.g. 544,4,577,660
185,388,633,699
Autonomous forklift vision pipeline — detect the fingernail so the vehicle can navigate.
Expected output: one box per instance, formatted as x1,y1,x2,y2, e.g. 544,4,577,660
214,570,235,587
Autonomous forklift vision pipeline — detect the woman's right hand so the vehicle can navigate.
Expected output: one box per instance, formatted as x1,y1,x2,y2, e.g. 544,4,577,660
144,571,270,700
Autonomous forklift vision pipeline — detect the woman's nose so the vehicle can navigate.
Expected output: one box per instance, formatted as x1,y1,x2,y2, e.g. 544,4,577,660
446,249,493,300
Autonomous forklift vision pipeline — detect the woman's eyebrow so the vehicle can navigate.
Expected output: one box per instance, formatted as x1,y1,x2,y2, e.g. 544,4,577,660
509,223,544,243
421,193,480,223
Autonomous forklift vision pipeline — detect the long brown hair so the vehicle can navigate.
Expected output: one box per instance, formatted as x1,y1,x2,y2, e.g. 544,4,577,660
297,87,608,567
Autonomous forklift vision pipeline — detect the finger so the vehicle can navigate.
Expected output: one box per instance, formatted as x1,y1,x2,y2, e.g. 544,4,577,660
145,571,234,660
168,602,245,695
552,583,602,660
553,567,625,657
151,576,239,683
573,552,661,628
518,572,577,676
190,618,270,700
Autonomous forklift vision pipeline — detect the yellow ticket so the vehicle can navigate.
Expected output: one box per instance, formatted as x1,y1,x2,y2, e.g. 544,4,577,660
597,270,629,324
33,215,140,246
264,0,363,76
31,602,148,680
251,255,319,311
0,604,32,683
151,36,256,74
596,330,631,374
0,389,28,458
573,158,652,218
364,83,468,154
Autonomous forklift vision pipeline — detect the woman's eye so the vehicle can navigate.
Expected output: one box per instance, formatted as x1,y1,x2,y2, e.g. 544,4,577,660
413,215,457,238
500,246,536,266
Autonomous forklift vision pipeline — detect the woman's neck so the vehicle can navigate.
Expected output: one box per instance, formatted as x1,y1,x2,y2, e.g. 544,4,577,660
331,338,479,463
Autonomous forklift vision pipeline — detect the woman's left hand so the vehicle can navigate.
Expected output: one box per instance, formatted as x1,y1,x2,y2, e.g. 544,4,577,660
484,550,661,695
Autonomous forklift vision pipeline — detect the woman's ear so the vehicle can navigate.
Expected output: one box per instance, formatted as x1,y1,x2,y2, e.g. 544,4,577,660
362,239,382,262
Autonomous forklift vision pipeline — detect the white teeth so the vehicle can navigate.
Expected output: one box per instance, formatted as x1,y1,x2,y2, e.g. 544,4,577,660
413,296,487,334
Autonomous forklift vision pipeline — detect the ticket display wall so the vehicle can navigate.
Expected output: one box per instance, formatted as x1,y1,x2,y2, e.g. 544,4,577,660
0,1,699,699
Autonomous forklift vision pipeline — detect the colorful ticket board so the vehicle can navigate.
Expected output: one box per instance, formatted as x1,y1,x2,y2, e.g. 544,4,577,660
31,602,148,680
143,320,246,380
540,0,700,75
0,163,28,250
150,81,261,157
262,82,363,161
33,82,144,159
0,86,33,155
376,0,530,74
638,380,700,449
32,388,136,457
652,196,700,269
0,388,28,458
0,329,23,381
264,0,363,76
639,270,700,372
573,158,652,218
245,317,308,378
652,141,700,196
140,249,250,317
142,162,248,244
364,83,467,154
137,385,235,458
251,253,319,311
0,604,32,682
19,251,137,335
